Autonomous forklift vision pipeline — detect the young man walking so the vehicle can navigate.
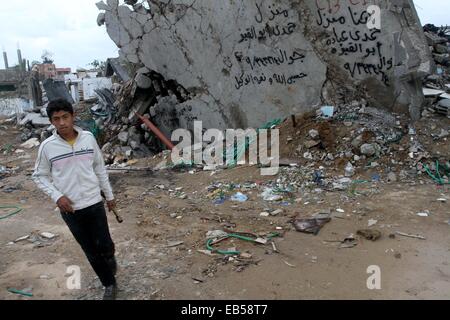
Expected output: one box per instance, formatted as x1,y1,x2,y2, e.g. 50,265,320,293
32,98,118,300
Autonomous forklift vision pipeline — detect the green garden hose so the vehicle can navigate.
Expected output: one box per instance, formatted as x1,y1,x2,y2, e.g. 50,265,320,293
423,161,450,185
7,288,33,297
0,205,23,220
206,232,280,255
225,118,283,168
171,118,284,168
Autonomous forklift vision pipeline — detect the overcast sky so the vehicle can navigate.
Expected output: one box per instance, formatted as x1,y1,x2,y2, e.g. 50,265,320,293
0,0,448,71
0,0,118,71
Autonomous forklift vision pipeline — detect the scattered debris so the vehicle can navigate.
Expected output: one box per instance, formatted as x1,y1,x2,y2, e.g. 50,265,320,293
320,106,335,118
270,209,284,216
271,241,279,253
357,229,382,241
12,231,59,247
205,230,229,240
291,216,331,235
40,232,57,239
283,260,296,268
340,234,358,248
230,192,248,202
260,188,283,202
344,162,355,177
166,241,184,248
416,211,430,217
7,288,33,297
20,138,40,149
240,252,252,259
368,219,378,227
395,231,426,240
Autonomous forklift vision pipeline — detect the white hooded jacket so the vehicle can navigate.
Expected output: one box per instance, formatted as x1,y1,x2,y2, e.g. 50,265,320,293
32,126,114,211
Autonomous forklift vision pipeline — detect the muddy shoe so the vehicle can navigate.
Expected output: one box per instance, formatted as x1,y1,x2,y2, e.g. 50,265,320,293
103,284,117,300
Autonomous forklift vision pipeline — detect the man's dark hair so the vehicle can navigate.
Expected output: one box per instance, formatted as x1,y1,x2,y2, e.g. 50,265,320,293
46,99,74,120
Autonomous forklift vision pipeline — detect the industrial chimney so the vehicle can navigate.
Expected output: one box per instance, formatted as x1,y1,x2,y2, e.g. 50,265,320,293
17,49,23,71
2,50,8,69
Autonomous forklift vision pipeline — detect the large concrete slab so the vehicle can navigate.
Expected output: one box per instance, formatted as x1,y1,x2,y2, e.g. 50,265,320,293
98,0,433,129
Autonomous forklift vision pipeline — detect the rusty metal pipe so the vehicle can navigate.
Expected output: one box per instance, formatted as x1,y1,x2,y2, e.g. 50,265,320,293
136,113,175,150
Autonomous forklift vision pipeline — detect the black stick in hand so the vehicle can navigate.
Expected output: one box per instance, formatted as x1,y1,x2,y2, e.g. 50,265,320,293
101,192,124,223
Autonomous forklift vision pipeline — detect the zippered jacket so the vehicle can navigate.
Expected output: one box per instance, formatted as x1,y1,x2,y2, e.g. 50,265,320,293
32,126,114,211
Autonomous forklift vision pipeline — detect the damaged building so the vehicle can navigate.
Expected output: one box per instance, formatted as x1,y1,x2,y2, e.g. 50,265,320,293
0,49,32,116
96,0,433,141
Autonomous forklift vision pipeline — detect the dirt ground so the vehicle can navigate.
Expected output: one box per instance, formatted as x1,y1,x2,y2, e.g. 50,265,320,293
0,122,449,300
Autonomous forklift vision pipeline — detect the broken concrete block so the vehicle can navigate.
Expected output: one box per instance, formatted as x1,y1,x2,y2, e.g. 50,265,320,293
106,0,119,9
433,54,450,65
20,138,40,149
40,232,57,239
423,88,445,97
360,144,376,157
19,113,50,127
434,44,449,54
351,135,364,149
97,12,106,26
344,162,355,177
96,1,110,11
98,0,432,129
129,140,140,150
135,73,152,89
118,131,129,144
31,116,50,127
438,99,450,108
137,67,151,75
424,32,447,46
270,209,284,216
387,172,397,182
309,129,319,140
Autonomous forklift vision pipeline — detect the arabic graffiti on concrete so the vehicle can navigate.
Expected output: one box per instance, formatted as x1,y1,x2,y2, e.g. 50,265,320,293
315,0,393,86
232,2,309,90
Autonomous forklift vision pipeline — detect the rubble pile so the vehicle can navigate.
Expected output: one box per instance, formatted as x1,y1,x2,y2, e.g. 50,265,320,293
148,97,449,205
275,100,449,189
422,24,450,118
3,66,189,165
95,69,190,164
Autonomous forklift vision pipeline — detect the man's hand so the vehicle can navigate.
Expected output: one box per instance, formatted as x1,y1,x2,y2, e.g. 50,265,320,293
57,196,74,213
106,199,116,212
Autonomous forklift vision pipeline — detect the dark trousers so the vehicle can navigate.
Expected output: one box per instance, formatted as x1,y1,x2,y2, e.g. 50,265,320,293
61,201,116,287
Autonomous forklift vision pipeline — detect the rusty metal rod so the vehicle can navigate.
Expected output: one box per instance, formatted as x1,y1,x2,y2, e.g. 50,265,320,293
136,113,175,150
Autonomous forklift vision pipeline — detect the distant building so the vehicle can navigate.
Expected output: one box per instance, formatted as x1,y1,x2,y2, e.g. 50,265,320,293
34,64,72,81
76,68,101,79
35,63,57,80
0,67,28,96
55,68,72,80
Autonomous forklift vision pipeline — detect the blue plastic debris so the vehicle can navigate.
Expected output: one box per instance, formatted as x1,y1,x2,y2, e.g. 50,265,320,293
213,197,226,205
320,106,335,118
371,173,381,182
231,192,248,202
